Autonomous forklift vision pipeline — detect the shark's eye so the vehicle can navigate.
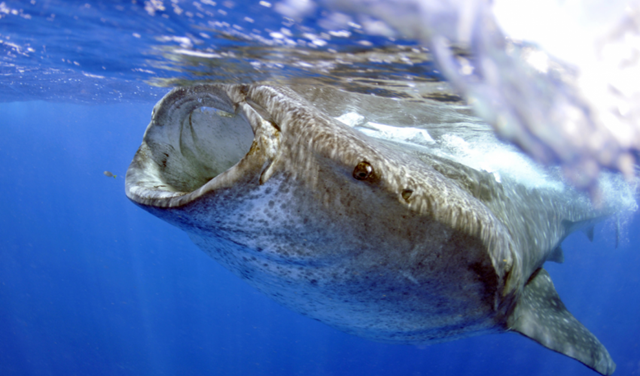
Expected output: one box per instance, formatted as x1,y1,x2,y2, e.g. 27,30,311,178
353,161,373,180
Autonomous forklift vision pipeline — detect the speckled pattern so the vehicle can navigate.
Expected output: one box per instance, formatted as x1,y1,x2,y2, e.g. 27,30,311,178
126,84,629,374
508,269,616,375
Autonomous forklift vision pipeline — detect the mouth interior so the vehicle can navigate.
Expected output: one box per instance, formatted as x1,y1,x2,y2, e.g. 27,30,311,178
154,105,255,193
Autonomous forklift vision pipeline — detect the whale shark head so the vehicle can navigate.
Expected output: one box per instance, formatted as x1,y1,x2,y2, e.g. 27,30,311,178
126,84,631,375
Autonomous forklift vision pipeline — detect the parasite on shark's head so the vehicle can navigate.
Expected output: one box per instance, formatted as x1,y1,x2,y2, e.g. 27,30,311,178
126,84,635,375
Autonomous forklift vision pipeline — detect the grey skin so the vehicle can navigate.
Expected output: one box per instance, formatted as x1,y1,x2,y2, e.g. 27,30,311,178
126,84,626,375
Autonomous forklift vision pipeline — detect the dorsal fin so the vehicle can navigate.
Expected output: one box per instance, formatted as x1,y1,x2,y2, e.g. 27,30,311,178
547,245,564,263
507,269,615,375
585,226,595,242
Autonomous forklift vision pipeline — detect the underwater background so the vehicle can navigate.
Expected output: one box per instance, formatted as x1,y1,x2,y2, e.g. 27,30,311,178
1,1,639,375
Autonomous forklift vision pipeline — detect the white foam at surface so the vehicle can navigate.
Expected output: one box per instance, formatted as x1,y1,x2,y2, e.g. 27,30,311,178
353,121,436,150
364,122,435,145
438,134,563,190
336,113,434,146
335,112,365,127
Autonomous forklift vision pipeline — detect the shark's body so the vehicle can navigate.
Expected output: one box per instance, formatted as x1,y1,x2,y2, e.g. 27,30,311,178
126,84,632,375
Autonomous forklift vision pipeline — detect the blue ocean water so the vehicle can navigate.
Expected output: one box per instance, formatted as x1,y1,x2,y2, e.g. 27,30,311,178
0,1,639,376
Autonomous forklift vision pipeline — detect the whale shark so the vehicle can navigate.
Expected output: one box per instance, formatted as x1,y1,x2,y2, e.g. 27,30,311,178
125,84,634,375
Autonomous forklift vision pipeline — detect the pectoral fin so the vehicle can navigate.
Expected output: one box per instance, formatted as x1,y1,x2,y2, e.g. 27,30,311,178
507,269,615,375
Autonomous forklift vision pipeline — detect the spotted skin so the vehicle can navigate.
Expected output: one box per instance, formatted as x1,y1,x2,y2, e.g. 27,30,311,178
126,84,628,375
508,269,615,375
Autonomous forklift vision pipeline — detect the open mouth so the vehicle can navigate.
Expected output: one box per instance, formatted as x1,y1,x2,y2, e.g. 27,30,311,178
125,85,268,207
157,105,254,192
